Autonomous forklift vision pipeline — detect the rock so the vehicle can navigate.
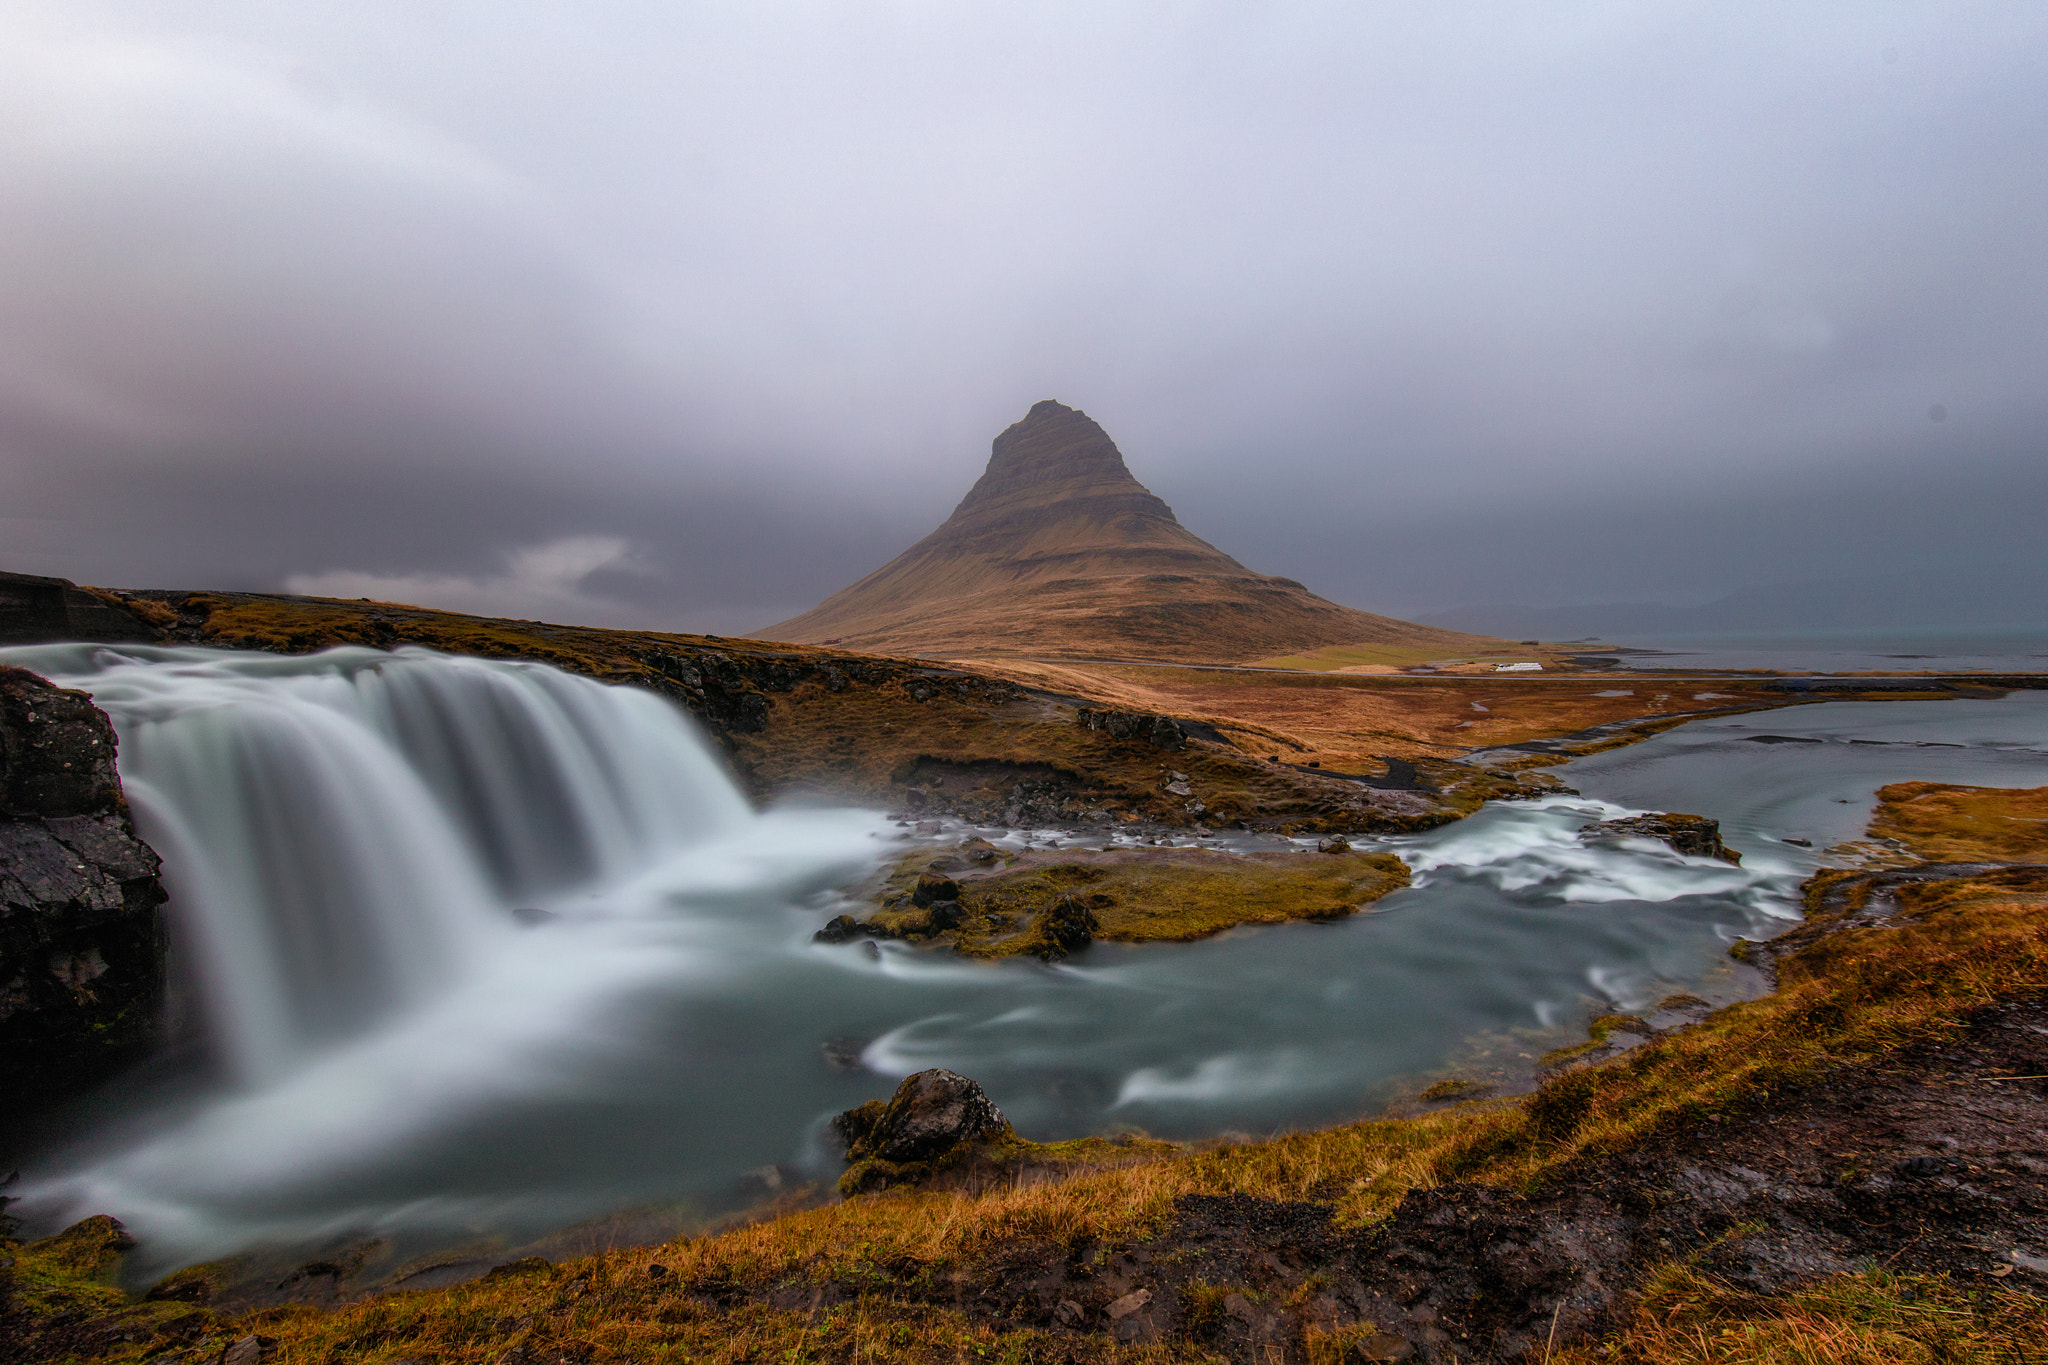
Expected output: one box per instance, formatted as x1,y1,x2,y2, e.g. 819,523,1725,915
1106,1288,1153,1320
1031,891,1097,960
833,1069,1012,1193
1053,1299,1085,1327
1,667,168,1106
1078,707,1186,751
813,913,863,944
221,1335,276,1365
0,571,157,646
926,899,964,931
1579,812,1741,864
959,837,1000,864
819,1036,868,1071
1318,836,1352,854
912,871,960,905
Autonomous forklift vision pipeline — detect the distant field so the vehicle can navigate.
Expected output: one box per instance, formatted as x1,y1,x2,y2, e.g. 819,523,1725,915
1250,640,1565,671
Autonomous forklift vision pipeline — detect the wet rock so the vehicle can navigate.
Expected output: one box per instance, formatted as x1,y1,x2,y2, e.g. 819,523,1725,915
1,667,168,1106
1580,811,1741,864
1030,891,1098,960
1318,836,1352,854
926,899,964,931
819,1036,869,1071
912,871,959,905
813,914,863,944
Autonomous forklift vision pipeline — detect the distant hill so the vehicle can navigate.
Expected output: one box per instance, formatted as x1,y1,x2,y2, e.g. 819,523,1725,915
754,400,1495,664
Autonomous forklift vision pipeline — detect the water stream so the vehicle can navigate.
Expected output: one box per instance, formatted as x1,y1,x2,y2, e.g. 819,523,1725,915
4,643,2045,1274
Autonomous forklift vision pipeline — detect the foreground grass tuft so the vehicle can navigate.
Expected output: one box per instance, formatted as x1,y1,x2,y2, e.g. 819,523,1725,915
1554,1264,2048,1364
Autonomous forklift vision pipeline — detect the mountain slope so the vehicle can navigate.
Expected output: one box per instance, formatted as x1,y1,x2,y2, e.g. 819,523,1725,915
756,400,1496,664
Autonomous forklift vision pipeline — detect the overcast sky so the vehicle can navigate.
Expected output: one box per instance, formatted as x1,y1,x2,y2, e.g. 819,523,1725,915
3,2,2045,635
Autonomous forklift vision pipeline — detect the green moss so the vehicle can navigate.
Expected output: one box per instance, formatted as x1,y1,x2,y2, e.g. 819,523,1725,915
856,846,1409,957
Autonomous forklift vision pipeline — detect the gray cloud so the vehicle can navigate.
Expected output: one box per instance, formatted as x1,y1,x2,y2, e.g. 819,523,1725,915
2,1,2044,634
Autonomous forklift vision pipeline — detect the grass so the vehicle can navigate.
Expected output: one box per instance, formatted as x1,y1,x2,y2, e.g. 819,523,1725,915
1551,1263,2048,1364
1869,782,2048,863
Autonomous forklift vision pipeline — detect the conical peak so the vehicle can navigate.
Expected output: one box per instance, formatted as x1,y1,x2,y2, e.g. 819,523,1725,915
753,398,1494,662
959,400,1149,512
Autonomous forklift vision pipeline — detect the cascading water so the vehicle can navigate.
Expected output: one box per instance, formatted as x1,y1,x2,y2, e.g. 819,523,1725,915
10,645,759,1084
4,645,2046,1277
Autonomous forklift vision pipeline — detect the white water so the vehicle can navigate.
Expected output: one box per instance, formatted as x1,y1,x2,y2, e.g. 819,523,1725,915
5,645,2045,1273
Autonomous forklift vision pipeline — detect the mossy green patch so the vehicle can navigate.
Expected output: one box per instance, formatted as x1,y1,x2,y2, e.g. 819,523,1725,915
859,844,1410,957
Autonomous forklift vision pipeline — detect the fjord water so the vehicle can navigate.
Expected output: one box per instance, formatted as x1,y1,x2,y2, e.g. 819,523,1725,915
5,645,2047,1273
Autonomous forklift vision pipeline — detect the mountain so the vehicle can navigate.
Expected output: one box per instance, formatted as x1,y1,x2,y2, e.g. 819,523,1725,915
754,400,1495,664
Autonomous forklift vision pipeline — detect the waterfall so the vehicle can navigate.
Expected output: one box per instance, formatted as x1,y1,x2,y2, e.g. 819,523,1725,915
8,644,755,1084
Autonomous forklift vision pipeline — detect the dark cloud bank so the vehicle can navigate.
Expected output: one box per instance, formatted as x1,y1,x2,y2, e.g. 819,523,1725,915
2,2,2044,638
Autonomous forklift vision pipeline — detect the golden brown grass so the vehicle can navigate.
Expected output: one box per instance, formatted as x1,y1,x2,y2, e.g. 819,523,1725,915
1870,782,2048,863
973,662,1796,768
1552,1263,2048,1364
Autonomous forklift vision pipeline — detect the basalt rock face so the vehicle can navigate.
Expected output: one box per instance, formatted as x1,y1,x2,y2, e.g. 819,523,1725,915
0,666,168,1106
0,570,159,645
754,400,1493,664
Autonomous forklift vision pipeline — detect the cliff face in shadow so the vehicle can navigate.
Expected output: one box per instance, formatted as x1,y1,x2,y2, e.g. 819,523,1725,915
0,666,167,1111
756,400,1496,664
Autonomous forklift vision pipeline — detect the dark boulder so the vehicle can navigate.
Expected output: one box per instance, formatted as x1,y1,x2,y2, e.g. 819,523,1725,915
1579,812,1741,865
912,871,960,906
1,666,168,1105
813,913,864,944
925,899,964,931
1030,891,1098,960
833,1069,1012,1193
